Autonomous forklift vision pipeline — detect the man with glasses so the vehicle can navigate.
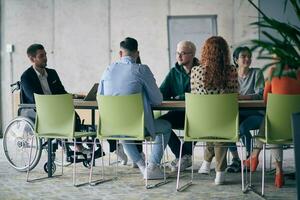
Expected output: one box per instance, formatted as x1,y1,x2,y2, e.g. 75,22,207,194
159,40,199,172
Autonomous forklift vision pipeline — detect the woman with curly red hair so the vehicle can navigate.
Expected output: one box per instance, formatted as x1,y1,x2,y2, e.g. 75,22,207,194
191,36,238,185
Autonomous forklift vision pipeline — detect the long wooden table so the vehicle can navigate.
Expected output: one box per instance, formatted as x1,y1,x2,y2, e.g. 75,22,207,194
73,99,265,110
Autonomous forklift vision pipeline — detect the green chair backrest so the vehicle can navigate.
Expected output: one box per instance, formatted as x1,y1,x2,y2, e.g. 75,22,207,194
184,93,239,142
265,93,300,144
34,93,75,139
97,93,144,140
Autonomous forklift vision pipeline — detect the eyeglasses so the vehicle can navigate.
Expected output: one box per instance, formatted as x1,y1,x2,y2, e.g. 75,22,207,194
176,52,193,56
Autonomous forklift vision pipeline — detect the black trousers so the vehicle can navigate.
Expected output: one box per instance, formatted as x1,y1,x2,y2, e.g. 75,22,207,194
158,110,193,158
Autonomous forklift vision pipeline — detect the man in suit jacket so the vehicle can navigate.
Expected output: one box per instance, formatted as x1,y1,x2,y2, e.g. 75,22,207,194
20,43,89,153
21,44,66,104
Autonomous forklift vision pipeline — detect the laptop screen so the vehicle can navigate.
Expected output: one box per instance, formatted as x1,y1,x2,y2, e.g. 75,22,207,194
83,83,99,101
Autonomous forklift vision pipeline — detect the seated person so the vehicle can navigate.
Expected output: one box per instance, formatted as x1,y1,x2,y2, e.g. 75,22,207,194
159,40,199,172
244,65,300,188
192,36,239,185
226,46,265,173
98,37,171,179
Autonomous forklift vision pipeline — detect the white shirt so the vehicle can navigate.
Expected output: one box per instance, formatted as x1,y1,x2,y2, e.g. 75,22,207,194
33,67,52,95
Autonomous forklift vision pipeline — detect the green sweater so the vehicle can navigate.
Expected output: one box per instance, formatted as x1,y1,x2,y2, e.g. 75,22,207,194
160,58,199,100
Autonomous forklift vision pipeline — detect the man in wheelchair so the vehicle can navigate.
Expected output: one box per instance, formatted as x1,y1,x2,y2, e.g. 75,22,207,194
21,43,94,155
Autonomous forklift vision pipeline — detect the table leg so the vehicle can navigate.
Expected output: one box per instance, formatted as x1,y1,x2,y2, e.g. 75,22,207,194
47,139,53,177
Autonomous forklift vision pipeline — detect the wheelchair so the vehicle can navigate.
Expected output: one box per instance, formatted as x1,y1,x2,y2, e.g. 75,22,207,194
2,81,103,174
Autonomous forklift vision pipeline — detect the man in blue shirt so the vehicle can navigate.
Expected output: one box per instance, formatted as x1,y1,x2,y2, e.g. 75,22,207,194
98,37,171,179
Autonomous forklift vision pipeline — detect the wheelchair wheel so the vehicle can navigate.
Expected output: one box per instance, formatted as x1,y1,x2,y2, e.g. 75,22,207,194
43,162,56,174
3,117,42,172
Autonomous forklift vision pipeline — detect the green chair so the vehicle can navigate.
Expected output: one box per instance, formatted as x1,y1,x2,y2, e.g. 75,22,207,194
255,94,300,196
27,94,95,186
89,93,169,189
176,93,245,191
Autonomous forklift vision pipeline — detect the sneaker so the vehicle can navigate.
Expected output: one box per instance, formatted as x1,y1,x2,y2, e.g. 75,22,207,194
143,163,166,180
169,158,179,171
226,158,241,173
74,145,92,155
115,144,128,165
170,155,192,172
132,152,145,168
198,160,211,174
214,171,225,185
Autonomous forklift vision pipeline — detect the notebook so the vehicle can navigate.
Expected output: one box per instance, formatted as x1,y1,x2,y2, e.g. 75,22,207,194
83,83,99,101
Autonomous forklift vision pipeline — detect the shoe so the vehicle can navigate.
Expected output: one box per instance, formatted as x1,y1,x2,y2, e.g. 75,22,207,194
74,145,92,155
214,171,225,185
143,163,166,180
226,158,241,173
169,158,179,171
115,144,128,165
170,155,192,172
198,160,211,174
275,172,285,188
243,156,259,172
132,152,145,168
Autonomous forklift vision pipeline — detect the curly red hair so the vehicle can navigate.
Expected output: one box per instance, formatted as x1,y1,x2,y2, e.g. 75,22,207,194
200,36,231,89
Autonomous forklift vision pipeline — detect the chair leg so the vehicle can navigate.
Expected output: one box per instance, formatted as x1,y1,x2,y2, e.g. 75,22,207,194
26,135,34,182
249,137,253,186
240,141,245,192
108,143,111,165
145,140,148,188
176,138,192,191
115,141,119,179
191,142,194,182
73,139,76,186
61,139,65,175
89,138,97,184
162,135,166,182
262,144,266,196
89,139,111,186
101,140,105,180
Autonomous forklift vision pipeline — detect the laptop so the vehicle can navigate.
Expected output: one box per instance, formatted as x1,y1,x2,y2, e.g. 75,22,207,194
83,83,99,101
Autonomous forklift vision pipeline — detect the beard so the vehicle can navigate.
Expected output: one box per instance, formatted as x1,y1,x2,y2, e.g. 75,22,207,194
178,60,191,66
37,62,47,68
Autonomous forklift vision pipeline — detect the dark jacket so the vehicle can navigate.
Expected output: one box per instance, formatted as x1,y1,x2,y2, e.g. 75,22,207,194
20,66,67,104
160,58,199,100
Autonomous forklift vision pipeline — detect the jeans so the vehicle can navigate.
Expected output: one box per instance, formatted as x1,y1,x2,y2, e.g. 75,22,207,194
121,119,171,165
159,111,193,158
229,110,264,154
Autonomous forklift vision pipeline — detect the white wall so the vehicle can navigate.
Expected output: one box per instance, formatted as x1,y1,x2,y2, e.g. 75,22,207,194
0,0,259,132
